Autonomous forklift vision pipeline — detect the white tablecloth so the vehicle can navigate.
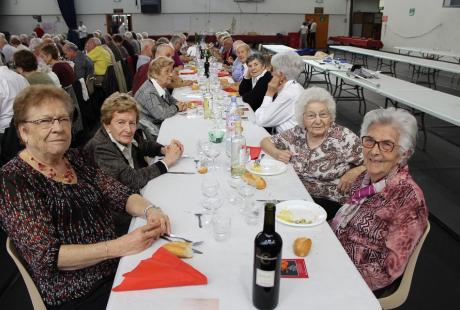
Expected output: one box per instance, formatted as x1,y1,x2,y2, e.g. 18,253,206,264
106,84,380,310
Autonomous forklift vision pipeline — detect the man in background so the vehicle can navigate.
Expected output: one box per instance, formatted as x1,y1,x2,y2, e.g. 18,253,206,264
78,21,88,50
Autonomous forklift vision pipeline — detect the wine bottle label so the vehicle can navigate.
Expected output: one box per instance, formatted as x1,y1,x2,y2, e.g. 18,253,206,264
256,269,275,287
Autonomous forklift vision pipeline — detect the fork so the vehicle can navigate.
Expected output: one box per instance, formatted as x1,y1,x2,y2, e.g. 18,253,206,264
255,153,265,165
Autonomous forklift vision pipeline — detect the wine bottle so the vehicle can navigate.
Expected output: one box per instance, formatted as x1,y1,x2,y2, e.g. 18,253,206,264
252,203,282,310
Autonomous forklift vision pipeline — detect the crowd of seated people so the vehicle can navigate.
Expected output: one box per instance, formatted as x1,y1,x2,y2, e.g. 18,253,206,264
0,27,428,309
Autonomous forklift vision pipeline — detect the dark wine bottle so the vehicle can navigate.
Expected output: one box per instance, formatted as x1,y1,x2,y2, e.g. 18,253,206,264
204,53,210,78
252,203,283,310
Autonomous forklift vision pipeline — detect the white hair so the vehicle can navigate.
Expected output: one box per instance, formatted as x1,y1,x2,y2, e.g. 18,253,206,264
0,32,5,39
124,31,133,40
141,38,155,51
29,38,43,52
136,32,143,40
271,51,303,81
360,107,418,159
170,35,182,46
141,32,149,39
295,87,337,126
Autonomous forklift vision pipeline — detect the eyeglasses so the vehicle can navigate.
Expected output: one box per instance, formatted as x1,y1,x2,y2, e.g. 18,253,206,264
361,136,397,152
303,112,330,120
23,116,71,128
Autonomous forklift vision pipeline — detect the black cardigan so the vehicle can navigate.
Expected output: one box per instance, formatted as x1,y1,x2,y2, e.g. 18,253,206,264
238,71,273,112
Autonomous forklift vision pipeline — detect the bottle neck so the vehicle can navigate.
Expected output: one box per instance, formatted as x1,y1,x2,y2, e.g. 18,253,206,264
263,203,276,233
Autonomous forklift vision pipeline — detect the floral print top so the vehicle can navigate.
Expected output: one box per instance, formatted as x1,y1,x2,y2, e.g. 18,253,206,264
271,123,363,203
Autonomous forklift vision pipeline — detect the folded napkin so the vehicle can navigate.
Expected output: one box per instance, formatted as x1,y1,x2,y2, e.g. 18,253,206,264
223,87,238,93
180,70,196,75
247,146,262,160
218,71,230,77
112,247,207,292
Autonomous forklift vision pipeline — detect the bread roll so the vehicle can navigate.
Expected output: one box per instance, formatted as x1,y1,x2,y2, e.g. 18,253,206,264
242,171,266,190
293,237,312,257
163,241,193,258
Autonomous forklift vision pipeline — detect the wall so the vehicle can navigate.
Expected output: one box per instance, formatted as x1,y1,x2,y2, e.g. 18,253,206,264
0,0,350,37
353,0,379,13
381,0,460,52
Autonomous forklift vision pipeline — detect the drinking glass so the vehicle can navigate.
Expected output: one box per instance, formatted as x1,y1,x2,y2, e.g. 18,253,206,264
213,215,231,242
201,174,219,198
237,180,256,213
244,201,261,226
202,141,221,170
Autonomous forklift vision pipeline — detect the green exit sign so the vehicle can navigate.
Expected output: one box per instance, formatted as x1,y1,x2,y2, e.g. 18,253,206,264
409,8,415,16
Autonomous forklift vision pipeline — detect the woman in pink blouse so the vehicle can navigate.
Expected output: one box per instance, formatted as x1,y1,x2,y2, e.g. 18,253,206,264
330,107,428,296
261,87,365,218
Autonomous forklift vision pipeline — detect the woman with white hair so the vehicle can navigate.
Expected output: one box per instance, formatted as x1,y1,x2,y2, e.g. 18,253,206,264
261,87,364,216
255,51,304,133
330,107,428,296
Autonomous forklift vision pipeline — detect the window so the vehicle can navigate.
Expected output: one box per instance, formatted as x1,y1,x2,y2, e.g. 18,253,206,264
443,0,460,7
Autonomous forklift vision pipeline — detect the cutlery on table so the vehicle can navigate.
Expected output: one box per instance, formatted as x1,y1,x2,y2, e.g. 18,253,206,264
160,235,204,247
168,171,196,174
195,213,203,228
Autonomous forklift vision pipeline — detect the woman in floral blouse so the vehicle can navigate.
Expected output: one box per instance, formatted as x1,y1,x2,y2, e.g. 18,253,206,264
330,107,428,295
261,87,364,218
0,85,171,309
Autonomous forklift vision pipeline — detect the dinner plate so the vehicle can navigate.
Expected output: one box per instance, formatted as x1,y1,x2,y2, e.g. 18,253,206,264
245,159,287,176
275,200,327,227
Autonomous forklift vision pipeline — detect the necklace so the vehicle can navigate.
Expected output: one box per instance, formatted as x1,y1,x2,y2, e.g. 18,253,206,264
23,150,76,184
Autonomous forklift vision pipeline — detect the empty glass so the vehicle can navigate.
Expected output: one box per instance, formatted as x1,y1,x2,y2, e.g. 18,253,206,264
237,180,256,213
202,141,221,170
213,215,231,242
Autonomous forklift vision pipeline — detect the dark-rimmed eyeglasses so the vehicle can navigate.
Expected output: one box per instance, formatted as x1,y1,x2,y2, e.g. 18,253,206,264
23,116,71,129
361,136,398,152
303,112,330,120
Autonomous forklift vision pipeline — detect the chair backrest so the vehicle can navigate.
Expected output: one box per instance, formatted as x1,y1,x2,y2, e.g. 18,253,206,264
379,222,430,310
6,238,47,310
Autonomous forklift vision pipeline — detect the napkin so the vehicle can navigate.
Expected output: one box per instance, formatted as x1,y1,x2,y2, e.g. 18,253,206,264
112,247,207,292
218,71,230,77
247,146,262,160
223,87,238,93
180,70,196,75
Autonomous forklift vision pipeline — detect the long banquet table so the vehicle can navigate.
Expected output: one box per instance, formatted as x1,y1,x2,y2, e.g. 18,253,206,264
106,80,381,310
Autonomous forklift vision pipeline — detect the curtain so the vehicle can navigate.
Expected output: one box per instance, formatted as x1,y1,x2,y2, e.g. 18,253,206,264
56,0,79,46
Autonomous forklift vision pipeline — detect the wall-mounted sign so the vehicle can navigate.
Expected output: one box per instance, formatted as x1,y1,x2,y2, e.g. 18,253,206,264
314,7,324,14
409,8,415,16
113,8,124,14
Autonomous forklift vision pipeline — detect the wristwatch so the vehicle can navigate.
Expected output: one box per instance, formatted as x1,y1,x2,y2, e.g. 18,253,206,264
143,204,161,218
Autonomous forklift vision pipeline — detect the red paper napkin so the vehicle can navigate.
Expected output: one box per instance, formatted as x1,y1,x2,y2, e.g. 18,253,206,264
112,247,207,292
223,87,238,93
180,70,196,75
218,71,230,77
247,146,262,160
188,100,203,106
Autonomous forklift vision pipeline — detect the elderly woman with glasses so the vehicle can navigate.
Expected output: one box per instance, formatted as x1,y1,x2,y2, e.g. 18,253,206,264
331,107,428,296
255,51,304,133
0,85,171,309
261,87,364,217
135,56,188,136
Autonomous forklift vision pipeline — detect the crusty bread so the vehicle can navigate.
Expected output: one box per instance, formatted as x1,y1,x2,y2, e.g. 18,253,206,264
293,237,312,257
162,241,193,258
242,171,266,190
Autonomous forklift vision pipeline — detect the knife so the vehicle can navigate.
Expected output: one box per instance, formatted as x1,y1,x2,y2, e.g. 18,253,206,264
256,199,286,204
192,248,203,254
168,171,196,174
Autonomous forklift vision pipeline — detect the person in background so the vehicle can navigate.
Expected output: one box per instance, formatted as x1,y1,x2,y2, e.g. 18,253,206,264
232,42,251,83
299,21,308,48
84,92,183,191
40,43,76,88
118,21,128,36
13,49,55,85
238,53,272,112
0,58,29,155
63,42,94,80
170,35,184,69
19,34,30,47
0,37,18,65
254,51,304,133
33,23,44,38
112,34,130,59
0,85,171,309
125,31,140,55
331,107,428,296
141,32,149,39
137,39,155,70
10,35,29,51
85,37,111,77
261,87,364,218
78,21,88,49
307,19,317,49
220,36,236,66
134,56,187,136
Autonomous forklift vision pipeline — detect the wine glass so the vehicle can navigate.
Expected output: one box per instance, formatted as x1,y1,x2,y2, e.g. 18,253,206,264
237,180,256,214
201,175,222,211
202,141,221,170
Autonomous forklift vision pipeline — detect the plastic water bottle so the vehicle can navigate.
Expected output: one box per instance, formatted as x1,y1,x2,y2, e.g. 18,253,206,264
225,96,240,157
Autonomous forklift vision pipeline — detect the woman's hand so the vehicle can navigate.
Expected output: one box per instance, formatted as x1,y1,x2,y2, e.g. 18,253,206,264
163,143,182,167
338,166,366,194
176,102,188,111
115,222,163,256
145,207,171,234
276,149,292,164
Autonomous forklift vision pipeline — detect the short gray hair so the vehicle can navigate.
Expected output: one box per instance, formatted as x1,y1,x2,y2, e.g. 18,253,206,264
141,32,149,39
295,87,336,126
271,51,303,81
29,38,43,52
140,38,155,51
360,107,418,159
124,31,133,40
170,35,182,46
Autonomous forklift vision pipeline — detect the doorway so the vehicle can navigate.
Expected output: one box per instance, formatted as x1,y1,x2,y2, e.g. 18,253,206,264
304,14,329,50
106,14,133,35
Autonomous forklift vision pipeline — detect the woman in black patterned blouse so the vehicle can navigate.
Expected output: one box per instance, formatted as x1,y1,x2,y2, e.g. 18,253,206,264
0,85,171,309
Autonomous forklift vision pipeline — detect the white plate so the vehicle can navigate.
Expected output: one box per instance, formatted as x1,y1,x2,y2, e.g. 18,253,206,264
275,200,327,227
245,159,287,176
